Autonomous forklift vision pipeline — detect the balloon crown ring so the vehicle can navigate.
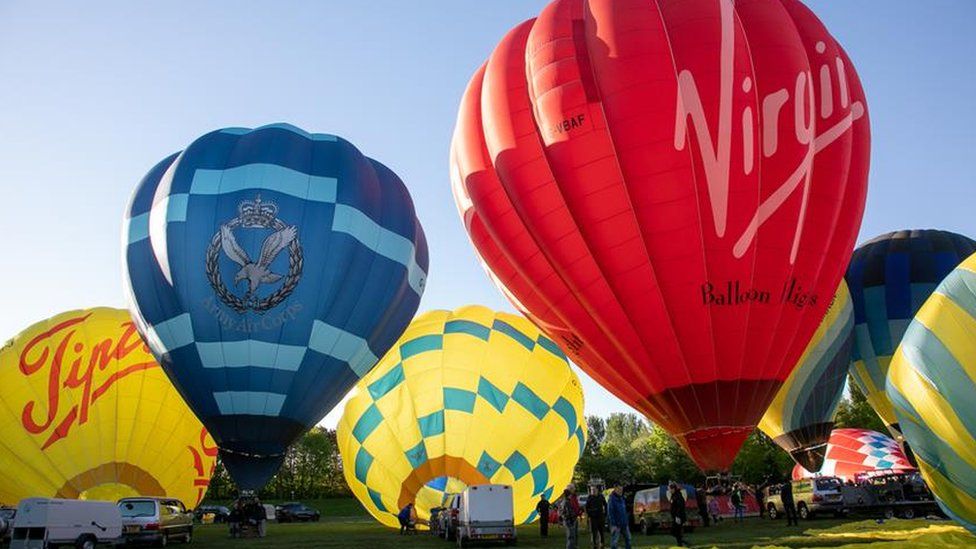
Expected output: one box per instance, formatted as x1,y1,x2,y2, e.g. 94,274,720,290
239,196,278,228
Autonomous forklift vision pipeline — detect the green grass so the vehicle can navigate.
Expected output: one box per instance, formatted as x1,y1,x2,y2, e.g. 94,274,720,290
190,514,973,548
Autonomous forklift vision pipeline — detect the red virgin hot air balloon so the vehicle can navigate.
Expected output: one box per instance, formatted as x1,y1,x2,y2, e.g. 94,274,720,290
451,0,870,471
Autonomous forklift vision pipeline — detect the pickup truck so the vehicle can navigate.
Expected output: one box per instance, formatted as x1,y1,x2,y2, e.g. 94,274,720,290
456,485,516,547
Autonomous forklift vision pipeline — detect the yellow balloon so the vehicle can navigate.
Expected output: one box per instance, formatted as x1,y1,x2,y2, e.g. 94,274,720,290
888,253,976,534
338,306,586,527
0,308,216,507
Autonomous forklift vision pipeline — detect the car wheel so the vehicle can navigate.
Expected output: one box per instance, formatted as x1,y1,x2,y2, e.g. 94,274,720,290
902,507,915,519
767,504,778,520
76,535,97,549
157,533,168,547
639,519,648,535
883,507,896,520
185,527,193,544
797,503,809,520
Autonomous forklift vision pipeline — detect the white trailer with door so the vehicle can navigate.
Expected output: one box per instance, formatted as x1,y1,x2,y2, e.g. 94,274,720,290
9,498,122,549
456,484,516,547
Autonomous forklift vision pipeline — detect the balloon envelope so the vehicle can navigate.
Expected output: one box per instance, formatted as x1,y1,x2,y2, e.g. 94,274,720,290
124,123,428,490
846,230,976,442
451,0,870,470
792,428,914,482
0,308,216,507
888,252,976,534
337,306,586,527
760,282,854,472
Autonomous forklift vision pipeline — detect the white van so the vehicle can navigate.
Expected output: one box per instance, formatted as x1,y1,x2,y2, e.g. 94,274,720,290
456,484,516,547
10,498,122,549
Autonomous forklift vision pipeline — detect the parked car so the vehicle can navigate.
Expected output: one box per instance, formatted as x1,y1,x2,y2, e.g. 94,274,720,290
9,498,122,549
192,505,229,524
440,494,461,541
118,497,193,546
633,484,702,534
456,484,515,547
1,506,16,542
274,502,320,523
765,477,845,520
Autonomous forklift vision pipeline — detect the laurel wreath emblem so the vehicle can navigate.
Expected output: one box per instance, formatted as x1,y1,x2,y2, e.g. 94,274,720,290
205,216,303,313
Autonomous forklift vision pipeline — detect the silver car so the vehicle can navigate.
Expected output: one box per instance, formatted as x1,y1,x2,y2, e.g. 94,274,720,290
118,497,193,546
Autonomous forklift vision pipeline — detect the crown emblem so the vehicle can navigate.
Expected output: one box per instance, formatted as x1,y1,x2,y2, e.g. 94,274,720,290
238,196,279,228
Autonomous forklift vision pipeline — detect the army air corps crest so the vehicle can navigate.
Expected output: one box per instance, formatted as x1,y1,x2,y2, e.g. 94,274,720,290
206,197,303,313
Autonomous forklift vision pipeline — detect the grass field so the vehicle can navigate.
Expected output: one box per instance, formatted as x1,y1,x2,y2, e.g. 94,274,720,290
190,505,974,548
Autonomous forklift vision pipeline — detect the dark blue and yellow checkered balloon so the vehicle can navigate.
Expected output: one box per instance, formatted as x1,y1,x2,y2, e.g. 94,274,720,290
337,306,586,528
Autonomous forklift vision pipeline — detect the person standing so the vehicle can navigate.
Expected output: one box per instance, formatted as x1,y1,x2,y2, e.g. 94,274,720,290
669,483,687,547
607,485,631,549
781,481,798,526
731,483,744,523
536,495,551,538
585,488,607,549
560,485,581,549
695,485,710,527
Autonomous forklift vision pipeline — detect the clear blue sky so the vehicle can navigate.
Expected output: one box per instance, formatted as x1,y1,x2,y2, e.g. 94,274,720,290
1,1,973,428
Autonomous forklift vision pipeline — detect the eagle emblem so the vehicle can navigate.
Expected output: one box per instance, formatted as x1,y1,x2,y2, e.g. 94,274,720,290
205,197,303,312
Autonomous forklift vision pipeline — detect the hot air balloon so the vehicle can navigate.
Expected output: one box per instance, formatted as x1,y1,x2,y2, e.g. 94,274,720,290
123,123,428,490
791,428,914,482
450,0,870,470
0,308,216,507
337,306,586,527
846,230,976,443
888,252,976,534
759,282,854,472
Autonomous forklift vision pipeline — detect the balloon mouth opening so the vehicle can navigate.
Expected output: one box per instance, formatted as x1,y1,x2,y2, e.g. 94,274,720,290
55,462,166,500
397,456,490,511
78,483,141,502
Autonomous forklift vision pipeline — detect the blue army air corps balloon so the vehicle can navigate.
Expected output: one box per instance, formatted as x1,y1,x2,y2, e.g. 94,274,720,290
123,124,428,490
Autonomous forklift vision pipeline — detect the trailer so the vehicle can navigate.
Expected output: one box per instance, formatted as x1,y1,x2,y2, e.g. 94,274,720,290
456,484,516,547
841,470,943,519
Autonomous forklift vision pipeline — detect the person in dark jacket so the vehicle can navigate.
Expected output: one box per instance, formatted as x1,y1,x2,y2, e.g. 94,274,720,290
585,488,607,549
669,483,687,547
536,495,551,538
695,485,709,527
781,481,798,526
607,485,630,549
397,503,416,535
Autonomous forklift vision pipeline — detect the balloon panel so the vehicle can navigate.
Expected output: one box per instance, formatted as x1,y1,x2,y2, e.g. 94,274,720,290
123,124,428,489
451,0,870,470
846,230,976,438
0,308,215,507
760,282,854,472
337,306,586,527
888,253,976,534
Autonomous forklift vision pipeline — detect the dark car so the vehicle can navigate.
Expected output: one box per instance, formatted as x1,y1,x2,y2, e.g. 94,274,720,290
194,505,231,523
0,507,16,542
275,502,320,523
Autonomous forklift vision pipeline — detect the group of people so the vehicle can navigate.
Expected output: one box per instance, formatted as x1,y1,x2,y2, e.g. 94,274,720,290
539,482,688,549
228,495,268,538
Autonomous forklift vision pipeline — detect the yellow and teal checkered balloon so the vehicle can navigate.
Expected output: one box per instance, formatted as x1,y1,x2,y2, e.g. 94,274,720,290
337,306,586,528
888,252,976,535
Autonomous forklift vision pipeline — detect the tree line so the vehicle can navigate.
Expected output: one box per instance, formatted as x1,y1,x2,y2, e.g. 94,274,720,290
203,379,885,501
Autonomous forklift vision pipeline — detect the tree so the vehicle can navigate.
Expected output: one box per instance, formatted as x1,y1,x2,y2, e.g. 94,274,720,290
584,416,606,457
730,430,794,485
834,377,886,433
